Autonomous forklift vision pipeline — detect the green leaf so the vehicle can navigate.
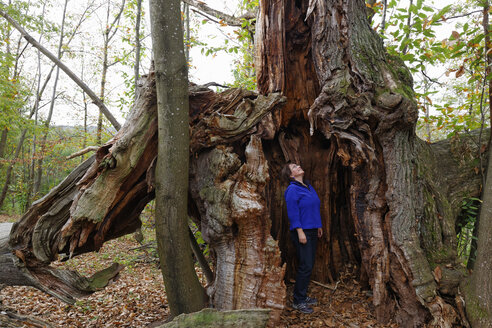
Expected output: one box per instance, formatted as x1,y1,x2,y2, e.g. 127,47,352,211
401,53,415,62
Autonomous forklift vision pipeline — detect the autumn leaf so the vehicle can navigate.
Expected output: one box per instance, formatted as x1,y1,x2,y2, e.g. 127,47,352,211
433,266,442,283
455,66,465,78
451,31,460,40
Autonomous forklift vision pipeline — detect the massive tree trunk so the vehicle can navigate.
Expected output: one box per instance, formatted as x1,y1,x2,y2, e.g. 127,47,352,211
2,0,488,327
253,0,480,326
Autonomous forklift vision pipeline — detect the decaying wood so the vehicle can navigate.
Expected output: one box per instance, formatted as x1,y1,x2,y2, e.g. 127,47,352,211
189,135,286,324
4,73,287,321
254,0,481,326
0,307,54,328
3,0,488,326
156,308,270,328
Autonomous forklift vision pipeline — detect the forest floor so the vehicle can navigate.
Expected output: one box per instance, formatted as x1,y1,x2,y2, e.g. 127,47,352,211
0,214,397,327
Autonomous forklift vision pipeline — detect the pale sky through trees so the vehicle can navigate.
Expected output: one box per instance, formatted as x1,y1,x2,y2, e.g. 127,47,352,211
21,0,469,127
15,0,239,127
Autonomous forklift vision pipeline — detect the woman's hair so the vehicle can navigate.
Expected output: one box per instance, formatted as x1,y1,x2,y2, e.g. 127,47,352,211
281,163,294,182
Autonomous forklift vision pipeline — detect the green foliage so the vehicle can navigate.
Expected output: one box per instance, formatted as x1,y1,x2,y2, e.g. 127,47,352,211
457,197,481,265
373,0,492,141
189,220,210,259
383,1,452,72
228,0,257,90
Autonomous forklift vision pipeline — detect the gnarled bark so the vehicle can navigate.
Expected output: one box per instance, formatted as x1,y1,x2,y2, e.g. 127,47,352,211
3,72,287,322
253,0,485,326
3,1,489,326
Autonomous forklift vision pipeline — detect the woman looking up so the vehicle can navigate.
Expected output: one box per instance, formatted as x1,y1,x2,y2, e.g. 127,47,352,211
282,163,323,314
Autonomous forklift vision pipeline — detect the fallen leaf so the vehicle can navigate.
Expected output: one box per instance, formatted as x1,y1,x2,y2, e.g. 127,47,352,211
433,266,442,283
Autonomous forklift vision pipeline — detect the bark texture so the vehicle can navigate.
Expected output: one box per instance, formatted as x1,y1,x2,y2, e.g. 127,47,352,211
4,73,287,322
3,1,488,327
150,0,206,316
254,0,482,326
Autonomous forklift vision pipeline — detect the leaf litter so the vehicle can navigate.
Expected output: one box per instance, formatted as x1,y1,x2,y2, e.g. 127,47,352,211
1,214,397,327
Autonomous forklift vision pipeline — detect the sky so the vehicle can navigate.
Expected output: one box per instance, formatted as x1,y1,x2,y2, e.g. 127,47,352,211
43,0,240,126
185,0,240,85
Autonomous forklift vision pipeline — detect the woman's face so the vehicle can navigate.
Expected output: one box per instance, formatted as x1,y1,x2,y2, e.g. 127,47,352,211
289,163,304,178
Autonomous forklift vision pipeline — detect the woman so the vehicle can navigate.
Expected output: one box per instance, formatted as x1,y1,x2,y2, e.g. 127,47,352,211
282,163,323,314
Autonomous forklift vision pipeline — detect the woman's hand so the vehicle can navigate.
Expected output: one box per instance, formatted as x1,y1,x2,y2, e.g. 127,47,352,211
297,228,307,244
318,227,323,238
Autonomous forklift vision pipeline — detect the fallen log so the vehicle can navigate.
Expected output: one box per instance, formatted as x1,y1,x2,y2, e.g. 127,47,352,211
155,308,270,328
4,74,287,322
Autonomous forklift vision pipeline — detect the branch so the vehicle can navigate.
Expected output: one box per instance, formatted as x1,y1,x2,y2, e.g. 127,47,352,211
421,70,443,86
312,279,340,292
182,0,254,27
436,10,482,23
66,146,99,160
0,8,121,131
107,0,126,43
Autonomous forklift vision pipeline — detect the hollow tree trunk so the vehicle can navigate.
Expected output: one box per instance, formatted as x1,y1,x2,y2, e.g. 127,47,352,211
254,0,479,326
2,69,484,328
2,1,487,327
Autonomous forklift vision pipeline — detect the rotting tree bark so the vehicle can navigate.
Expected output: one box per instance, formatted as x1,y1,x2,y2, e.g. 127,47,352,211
2,0,489,327
1,71,287,322
254,0,482,326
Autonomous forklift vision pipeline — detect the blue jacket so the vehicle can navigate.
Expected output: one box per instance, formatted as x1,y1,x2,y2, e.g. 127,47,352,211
284,180,322,230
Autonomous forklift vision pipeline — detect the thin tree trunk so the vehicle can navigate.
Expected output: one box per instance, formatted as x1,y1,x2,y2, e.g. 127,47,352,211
402,0,414,55
150,0,206,317
82,48,88,162
26,2,47,207
380,0,387,34
0,128,7,160
33,0,68,197
0,0,12,174
97,3,110,145
0,7,121,131
97,0,126,144
188,227,213,285
463,2,492,326
134,0,142,92
0,130,28,207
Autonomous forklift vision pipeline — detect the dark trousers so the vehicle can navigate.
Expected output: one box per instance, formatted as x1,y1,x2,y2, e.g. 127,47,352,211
290,228,318,305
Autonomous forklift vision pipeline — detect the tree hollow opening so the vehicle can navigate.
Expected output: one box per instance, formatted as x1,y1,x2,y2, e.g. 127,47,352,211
269,128,363,286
